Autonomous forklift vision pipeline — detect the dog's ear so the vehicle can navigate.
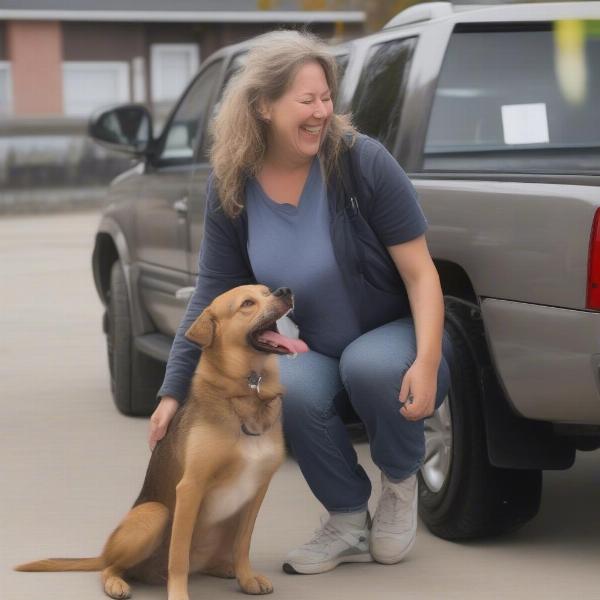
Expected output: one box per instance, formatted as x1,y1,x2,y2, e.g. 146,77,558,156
185,309,216,348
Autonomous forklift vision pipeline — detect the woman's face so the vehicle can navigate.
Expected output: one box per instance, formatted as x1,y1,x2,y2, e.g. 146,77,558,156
262,61,334,166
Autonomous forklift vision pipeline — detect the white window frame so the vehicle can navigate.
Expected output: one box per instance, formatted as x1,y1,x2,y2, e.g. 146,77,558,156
0,61,13,116
151,44,199,103
132,56,147,103
62,61,130,116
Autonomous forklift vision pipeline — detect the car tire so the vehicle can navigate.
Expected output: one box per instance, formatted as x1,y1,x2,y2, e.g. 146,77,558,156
107,261,164,416
418,312,542,540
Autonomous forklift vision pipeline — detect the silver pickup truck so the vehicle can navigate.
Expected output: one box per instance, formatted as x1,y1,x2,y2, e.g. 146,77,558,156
90,2,600,542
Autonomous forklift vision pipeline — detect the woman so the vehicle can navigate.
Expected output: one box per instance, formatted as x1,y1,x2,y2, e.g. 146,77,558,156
149,30,452,574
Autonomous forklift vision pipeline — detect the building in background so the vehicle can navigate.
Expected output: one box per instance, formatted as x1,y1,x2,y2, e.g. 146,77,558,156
0,1,369,210
0,0,366,120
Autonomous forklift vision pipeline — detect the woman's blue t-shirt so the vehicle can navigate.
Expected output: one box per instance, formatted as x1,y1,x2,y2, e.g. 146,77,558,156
246,157,361,358
245,136,427,358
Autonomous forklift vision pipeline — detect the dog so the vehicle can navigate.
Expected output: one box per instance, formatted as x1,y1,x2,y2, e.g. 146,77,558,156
16,284,309,599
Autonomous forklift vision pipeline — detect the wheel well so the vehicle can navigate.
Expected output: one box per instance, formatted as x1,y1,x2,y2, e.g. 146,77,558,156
93,233,119,305
435,259,478,306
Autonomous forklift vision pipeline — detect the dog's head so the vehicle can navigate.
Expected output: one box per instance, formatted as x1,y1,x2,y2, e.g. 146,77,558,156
185,285,308,357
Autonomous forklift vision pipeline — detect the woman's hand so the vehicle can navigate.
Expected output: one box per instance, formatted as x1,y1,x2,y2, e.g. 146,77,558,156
399,359,438,421
149,396,179,450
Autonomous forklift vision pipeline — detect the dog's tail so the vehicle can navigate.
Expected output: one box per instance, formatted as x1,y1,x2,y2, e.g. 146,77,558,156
14,556,104,572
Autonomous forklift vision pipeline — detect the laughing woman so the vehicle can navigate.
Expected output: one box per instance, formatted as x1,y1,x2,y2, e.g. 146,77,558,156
149,29,452,573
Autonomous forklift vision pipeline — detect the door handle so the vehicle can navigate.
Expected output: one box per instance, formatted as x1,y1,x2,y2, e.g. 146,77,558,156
173,196,189,216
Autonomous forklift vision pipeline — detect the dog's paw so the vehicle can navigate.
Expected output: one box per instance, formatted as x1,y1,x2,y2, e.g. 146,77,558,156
104,575,132,599
239,573,273,595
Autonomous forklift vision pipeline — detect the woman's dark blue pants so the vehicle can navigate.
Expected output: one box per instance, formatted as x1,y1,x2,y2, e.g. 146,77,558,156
278,317,453,513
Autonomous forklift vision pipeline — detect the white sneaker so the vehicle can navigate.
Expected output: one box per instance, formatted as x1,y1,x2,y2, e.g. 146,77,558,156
370,472,418,564
282,512,372,574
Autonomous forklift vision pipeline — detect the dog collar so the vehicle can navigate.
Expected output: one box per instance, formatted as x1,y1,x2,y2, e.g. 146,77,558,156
247,371,262,396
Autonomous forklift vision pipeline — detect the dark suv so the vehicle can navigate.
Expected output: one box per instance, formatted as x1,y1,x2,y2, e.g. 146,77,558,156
91,2,600,542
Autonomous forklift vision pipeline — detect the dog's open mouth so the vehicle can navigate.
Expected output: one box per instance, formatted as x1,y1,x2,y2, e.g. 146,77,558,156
249,320,309,356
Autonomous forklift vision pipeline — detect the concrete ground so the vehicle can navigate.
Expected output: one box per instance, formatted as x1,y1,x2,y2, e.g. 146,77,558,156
0,186,109,215
2,211,600,600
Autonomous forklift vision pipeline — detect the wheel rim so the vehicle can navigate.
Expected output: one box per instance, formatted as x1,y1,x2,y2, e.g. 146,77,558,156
421,396,453,493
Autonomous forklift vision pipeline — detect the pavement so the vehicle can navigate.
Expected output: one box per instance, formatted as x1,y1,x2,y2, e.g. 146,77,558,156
1,211,600,600
0,187,109,215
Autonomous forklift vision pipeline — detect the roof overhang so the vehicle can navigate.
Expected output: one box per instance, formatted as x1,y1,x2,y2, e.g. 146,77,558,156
0,10,366,23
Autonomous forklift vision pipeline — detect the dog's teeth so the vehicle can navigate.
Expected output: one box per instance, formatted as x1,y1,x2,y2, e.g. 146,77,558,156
286,352,298,360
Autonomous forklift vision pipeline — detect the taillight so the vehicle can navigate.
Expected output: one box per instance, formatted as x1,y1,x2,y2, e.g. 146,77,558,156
587,207,600,309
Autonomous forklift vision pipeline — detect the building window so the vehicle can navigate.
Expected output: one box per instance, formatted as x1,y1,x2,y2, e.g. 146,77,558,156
151,44,200,104
63,62,130,117
0,62,12,116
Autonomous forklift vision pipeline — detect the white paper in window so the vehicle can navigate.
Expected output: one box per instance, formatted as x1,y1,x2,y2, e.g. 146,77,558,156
501,103,550,145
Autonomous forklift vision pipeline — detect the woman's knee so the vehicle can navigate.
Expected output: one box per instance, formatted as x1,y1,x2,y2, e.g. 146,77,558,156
341,319,454,410
340,357,404,405
339,328,415,404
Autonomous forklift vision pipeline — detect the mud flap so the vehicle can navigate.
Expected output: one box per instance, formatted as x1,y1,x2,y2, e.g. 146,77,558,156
480,366,575,470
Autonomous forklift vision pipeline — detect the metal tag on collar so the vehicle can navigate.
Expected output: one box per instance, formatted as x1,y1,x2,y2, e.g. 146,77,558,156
247,371,262,395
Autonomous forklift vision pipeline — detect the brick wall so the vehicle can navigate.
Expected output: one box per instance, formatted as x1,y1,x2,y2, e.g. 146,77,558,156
6,21,63,116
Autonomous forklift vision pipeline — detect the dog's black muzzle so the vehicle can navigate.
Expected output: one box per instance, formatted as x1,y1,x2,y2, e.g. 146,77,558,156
272,287,293,309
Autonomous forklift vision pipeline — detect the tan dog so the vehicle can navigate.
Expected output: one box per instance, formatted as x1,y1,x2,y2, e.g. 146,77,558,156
15,284,308,600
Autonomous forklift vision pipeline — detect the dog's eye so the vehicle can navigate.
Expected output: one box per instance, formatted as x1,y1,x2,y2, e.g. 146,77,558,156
241,299,255,308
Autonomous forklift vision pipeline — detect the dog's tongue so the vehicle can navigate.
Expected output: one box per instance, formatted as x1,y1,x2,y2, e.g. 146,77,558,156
258,331,309,354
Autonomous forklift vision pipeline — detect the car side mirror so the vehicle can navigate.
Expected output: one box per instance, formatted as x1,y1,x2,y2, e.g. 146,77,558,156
88,104,153,156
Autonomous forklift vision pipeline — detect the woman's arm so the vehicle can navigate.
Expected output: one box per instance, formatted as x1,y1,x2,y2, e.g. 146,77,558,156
387,234,444,421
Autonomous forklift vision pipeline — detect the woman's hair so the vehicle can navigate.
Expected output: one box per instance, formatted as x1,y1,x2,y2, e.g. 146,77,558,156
209,29,357,217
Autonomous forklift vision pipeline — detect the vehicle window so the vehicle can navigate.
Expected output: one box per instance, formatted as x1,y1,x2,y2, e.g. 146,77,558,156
350,38,416,151
198,52,248,161
335,52,349,83
221,52,247,100
423,21,600,173
158,59,223,163
333,52,349,110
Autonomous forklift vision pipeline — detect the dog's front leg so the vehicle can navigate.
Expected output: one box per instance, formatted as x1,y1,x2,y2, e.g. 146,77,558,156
168,476,205,600
234,480,273,595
